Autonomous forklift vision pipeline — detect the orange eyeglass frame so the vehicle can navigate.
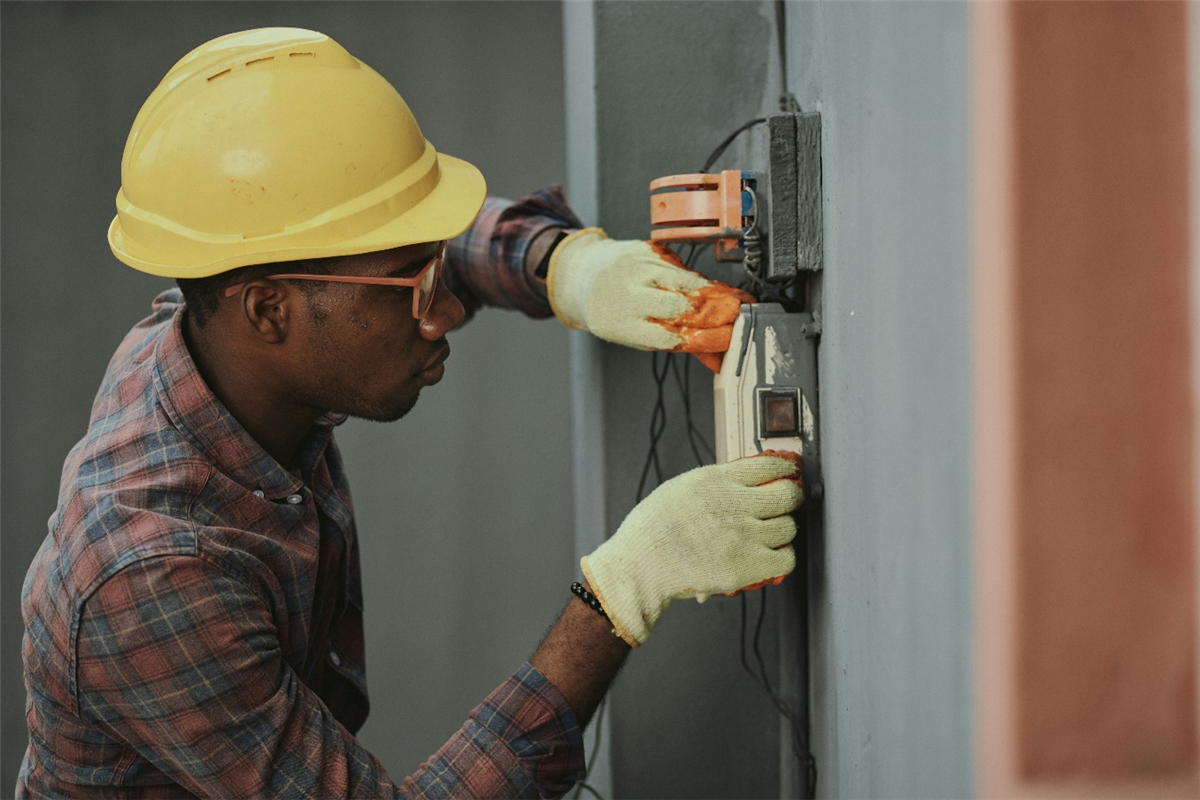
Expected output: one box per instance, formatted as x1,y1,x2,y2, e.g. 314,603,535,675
223,241,447,319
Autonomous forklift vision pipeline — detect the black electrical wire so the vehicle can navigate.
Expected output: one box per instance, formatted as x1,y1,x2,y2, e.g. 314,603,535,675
574,781,603,800
740,591,810,771
672,244,718,468
700,118,766,173
669,355,715,467
571,698,607,800
775,0,802,113
635,350,673,502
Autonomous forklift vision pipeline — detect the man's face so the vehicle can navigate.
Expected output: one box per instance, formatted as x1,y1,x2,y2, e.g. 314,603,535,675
288,242,466,422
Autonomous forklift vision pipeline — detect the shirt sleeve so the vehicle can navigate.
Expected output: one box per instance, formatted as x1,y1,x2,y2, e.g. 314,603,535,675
444,185,585,320
74,554,585,799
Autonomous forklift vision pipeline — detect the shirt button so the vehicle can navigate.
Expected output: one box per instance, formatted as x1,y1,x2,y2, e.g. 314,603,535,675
286,494,303,505
253,490,265,498
329,651,342,667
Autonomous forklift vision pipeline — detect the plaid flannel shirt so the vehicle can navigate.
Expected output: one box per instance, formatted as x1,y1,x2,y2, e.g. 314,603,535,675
444,186,582,320
19,189,585,799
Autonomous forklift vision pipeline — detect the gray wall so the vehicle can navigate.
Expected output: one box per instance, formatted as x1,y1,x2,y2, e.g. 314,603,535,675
785,4,974,797
0,1,573,790
576,1,974,797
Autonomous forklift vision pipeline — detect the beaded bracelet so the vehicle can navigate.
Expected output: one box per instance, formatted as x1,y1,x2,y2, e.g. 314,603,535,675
570,581,609,621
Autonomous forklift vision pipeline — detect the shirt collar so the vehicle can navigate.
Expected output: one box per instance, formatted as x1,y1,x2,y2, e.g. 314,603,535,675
151,308,344,499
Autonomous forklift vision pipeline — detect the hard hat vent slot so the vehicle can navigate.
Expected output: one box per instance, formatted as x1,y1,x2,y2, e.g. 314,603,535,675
206,53,312,82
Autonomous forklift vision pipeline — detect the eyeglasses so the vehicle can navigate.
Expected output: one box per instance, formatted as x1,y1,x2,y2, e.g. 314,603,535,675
223,242,447,319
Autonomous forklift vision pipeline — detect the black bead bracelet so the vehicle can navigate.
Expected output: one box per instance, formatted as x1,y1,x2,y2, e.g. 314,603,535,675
570,581,609,621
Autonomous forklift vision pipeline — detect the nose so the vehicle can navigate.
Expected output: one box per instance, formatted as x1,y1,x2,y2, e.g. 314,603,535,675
418,278,465,340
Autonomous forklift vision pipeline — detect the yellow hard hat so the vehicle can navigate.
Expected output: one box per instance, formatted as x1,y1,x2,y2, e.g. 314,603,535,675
108,28,486,278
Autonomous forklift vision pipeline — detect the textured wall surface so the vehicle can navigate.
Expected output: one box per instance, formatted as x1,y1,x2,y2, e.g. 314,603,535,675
0,1,572,790
785,3,974,797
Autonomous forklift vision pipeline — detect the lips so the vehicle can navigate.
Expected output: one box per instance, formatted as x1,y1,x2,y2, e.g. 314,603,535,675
418,343,451,385
422,343,450,374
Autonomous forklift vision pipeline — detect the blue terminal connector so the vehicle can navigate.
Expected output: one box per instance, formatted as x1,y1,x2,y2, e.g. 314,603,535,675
740,172,759,234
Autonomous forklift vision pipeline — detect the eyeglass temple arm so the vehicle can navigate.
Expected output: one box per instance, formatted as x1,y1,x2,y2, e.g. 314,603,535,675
222,242,444,298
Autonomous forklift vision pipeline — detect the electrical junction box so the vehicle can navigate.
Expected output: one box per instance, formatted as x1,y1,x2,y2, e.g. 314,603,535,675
647,111,822,493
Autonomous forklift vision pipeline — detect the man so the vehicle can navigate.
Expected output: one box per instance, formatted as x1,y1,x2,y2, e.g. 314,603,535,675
19,28,803,798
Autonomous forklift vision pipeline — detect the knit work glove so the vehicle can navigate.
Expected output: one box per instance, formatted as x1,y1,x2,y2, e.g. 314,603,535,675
581,451,804,648
546,228,755,371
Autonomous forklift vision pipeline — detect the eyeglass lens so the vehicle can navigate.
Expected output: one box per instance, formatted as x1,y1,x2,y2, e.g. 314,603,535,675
417,255,441,316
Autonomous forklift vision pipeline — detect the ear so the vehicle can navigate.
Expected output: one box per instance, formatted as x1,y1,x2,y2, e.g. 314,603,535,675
237,279,293,344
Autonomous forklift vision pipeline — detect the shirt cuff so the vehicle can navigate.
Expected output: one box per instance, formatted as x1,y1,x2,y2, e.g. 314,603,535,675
468,662,586,798
444,186,586,320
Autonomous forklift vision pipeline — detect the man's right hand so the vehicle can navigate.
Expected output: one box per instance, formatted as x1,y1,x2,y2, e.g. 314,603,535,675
581,452,805,647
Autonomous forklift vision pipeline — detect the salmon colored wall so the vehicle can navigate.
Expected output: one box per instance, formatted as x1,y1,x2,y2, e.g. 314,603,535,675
975,1,1199,795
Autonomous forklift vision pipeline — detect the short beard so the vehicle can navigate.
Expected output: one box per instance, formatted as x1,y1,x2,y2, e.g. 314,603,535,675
349,390,421,423
290,377,422,423
296,293,422,423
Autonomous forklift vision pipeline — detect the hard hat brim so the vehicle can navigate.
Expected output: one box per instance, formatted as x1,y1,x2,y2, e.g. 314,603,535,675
108,152,487,279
